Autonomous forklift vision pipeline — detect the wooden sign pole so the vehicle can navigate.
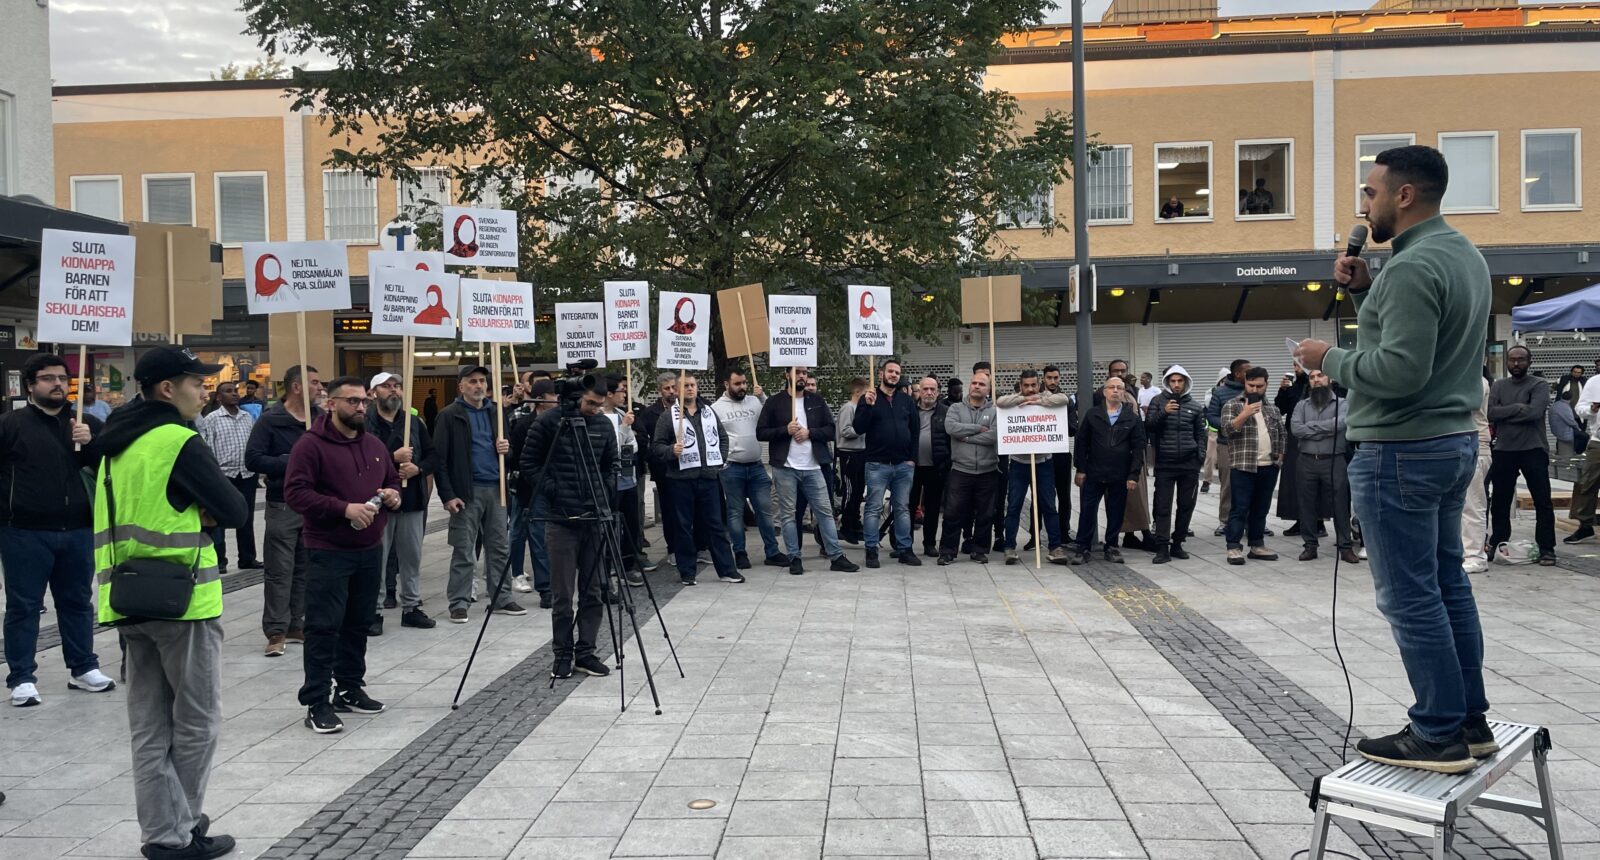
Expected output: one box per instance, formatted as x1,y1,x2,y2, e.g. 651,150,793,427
492,343,506,506
165,231,177,344
74,345,87,451
868,355,875,392
677,369,686,441
1031,459,1042,569
791,367,798,421
626,359,633,410
987,276,997,380
401,335,413,488
296,311,311,429
736,292,760,392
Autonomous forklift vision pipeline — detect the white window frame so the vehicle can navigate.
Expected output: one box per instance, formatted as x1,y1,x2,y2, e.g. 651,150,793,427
70,175,124,221
1521,128,1582,212
212,171,270,247
1437,130,1499,215
1234,138,1295,221
322,168,380,245
0,91,15,198
1355,133,1415,216
467,166,525,211
998,182,1056,230
395,167,453,219
141,172,197,226
1153,141,1213,224
1086,144,1134,226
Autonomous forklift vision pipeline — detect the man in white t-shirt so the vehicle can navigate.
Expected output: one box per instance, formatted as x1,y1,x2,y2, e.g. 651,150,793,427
756,368,860,576
1565,364,1600,544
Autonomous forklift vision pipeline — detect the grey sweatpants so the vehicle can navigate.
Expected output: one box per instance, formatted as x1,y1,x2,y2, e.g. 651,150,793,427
378,510,426,611
123,618,224,850
447,485,513,611
262,501,308,636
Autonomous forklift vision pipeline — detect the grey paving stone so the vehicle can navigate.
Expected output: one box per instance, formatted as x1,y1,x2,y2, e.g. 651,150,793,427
727,800,829,836
1031,819,1145,859
657,757,750,786
740,771,833,802
927,836,1039,860
1018,785,1123,820
831,757,923,786
1124,802,1244,841
828,785,926,820
1007,759,1107,788
527,800,638,838
574,743,673,773
917,723,1001,748
552,771,657,803
613,818,728,856
449,786,559,819
408,818,533,857
717,835,824,860
924,800,1029,837
674,733,761,759
761,723,840,746
836,732,919,758
506,836,619,860
751,743,836,771
824,818,929,856
921,745,1009,772
636,785,739,819
922,772,1020,802
1143,839,1260,860
1208,789,1315,825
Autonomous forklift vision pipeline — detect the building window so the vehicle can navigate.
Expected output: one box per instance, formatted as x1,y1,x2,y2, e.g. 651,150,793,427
1438,132,1497,213
323,170,378,243
71,176,123,221
1523,130,1581,211
544,169,599,239
1355,134,1414,215
397,168,451,219
1086,145,1133,224
143,175,195,226
998,183,1055,230
1155,142,1212,221
0,91,12,196
1235,139,1292,219
215,173,268,244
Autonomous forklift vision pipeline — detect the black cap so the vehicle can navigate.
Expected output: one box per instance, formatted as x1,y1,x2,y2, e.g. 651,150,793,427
529,379,556,400
457,364,490,381
135,345,225,385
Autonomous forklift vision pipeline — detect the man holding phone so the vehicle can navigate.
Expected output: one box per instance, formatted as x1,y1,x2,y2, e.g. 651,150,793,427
1219,367,1285,564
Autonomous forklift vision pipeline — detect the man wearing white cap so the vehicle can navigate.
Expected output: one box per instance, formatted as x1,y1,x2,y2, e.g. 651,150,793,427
367,372,438,631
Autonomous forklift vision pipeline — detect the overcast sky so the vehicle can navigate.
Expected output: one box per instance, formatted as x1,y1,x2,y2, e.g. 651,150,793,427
49,1,1374,86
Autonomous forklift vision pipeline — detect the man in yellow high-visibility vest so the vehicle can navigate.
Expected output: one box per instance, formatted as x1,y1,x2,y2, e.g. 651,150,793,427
93,345,249,860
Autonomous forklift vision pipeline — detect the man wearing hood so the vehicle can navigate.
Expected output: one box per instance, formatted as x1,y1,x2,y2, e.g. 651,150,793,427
1144,365,1206,563
1487,345,1555,565
284,377,401,734
1291,370,1356,563
367,372,439,630
1206,359,1250,535
245,364,321,657
93,345,249,860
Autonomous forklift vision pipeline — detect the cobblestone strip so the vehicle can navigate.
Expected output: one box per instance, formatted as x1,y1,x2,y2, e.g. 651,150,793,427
257,574,686,860
1071,562,1533,860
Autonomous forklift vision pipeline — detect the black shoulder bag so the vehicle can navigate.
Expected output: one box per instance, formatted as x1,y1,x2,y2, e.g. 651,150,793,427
104,457,201,620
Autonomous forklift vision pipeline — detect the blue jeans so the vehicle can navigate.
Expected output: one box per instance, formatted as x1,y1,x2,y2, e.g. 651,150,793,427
775,466,843,559
1005,459,1063,550
1225,465,1279,550
1349,433,1486,744
863,461,914,552
719,461,781,559
510,493,551,595
1,526,99,687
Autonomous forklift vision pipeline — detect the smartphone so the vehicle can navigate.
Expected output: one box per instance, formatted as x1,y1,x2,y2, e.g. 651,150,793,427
1245,392,1264,404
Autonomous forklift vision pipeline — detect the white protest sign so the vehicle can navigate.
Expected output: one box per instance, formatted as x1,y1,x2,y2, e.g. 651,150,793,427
442,206,519,268
243,241,353,314
847,285,893,355
37,229,136,347
369,249,446,277
767,294,817,367
459,278,535,343
603,280,651,360
556,302,606,366
656,291,710,370
372,267,460,338
996,403,1074,456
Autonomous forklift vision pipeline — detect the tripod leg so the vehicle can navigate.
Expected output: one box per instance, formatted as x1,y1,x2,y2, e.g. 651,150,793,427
599,568,626,712
452,512,518,709
605,513,685,678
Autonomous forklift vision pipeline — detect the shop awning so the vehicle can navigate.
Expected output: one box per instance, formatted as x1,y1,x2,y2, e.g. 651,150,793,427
1511,282,1600,332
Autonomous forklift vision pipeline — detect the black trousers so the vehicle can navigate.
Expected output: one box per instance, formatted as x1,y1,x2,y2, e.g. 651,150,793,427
1054,454,1074,542
1489,447,1555,553
1151,470,1200,544
1075,478,1128,551
298,546,381,705
910,465,947,551
990,458,1009,548
839,452,866,532
618,485,642,571
208,475,259,567
546,522,605,659
939,469,995,553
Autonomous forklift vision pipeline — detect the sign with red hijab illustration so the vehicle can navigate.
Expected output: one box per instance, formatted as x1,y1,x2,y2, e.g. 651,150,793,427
441,206,519,268
243,241,353,314
847,285,893,355
372,266,459,339
656,291,710,370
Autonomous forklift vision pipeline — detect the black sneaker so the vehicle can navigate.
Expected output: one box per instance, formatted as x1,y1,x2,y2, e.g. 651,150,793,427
1169,543,1190,560
789,557,805,576
1200,482,1210,493
538,592,553,609
144,832,237,860
401,607,436,629
830,555,860,572
680,577,697,586
971,551,989,564
938,553,957,566
1103,546,1124,564
625,569,645,587
367,616,384,637
642,558,661,573
765,553,792,568
492,601,528,616
898,550,922,566
1213,526,1227,537
1564,525,1595,544
1463,714,1500,758
551,658,573,679
1356,725,1477,774
1023,537,1037,551
923,544,938,558
719,571,747,583
735,552,753,570
383,592,398,609
865,548,880,569
333,688,387,715
574,655,611,677
305,701,344,734
1151,545,1171,565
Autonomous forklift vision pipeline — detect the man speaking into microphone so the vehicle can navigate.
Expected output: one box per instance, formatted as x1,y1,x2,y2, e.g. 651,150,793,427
1294,145,1493,774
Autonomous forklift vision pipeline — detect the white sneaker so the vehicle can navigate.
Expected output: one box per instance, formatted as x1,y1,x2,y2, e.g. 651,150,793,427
9,683,40,707
1358,546,1368,560
1463,557,1489,575
512,574,534,594
69,669,116,693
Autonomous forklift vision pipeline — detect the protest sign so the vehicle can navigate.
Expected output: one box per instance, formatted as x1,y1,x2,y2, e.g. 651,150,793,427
767,294,817,368
372,267,459,338
369,250,446,278
555,302,606,366
129,223,219,339
243,241,353,314
847,285,893,356
716,283,769,357
996,403,1074,456
657,291,710,370
603,281,651,361
38,229,136,348
460,279,535,343
441,206,519,268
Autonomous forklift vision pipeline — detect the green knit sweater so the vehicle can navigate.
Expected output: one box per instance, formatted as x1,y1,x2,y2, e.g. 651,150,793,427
1322,215,1491,442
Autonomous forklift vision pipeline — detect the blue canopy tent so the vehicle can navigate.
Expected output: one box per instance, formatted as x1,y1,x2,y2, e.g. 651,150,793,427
1511,282,1600,331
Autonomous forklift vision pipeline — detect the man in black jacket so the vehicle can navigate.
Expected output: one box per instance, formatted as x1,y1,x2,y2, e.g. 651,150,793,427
652,376,743,585
434,365,523,623
852,358,921,568
756,370,861,575
638,372,679,558
1043,365,1076,545
366,372,439,632
1,353,109,707
907,376,951,558
1145,365,1206,564
1071,376,1146,565
244,364,320,658
508,379,559,608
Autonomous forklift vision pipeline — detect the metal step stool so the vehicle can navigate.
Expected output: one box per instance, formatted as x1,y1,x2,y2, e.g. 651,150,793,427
1306,721,1563,860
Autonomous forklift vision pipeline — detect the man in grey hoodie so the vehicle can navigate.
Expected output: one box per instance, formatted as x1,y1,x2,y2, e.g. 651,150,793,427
710,367,785,570
1488,344,1555,564
938,373,997,565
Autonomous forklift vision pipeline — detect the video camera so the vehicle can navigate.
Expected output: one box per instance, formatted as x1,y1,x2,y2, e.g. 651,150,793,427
555,358,603,402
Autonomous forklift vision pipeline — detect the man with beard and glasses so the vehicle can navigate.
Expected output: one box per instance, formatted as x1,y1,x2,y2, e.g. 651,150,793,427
1487,344,1555,565
1291,370,1356,563
367,372,439,630
284,377,401,733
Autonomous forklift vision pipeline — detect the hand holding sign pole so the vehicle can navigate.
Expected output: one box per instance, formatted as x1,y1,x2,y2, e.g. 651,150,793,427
461,278,536,505
38,229,137,450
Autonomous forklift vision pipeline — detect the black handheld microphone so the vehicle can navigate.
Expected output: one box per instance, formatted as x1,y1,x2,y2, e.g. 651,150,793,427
1345,224,1369,259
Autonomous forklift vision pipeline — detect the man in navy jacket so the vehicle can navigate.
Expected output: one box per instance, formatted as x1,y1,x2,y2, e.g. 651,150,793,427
851,359,921,568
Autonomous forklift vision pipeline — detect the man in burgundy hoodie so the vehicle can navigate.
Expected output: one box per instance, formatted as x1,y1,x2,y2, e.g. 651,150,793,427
284,376,400,735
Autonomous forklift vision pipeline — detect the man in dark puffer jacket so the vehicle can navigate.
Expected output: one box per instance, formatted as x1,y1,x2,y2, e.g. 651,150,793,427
1145,365,1207,563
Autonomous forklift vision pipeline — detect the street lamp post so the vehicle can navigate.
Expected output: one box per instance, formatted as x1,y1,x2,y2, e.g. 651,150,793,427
1071,0,1094,406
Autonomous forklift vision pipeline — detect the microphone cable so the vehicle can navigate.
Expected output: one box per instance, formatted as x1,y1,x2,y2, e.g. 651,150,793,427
1330,291,1356,763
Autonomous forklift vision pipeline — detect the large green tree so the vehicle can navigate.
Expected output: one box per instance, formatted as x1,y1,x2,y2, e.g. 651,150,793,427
245,0,1079,375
